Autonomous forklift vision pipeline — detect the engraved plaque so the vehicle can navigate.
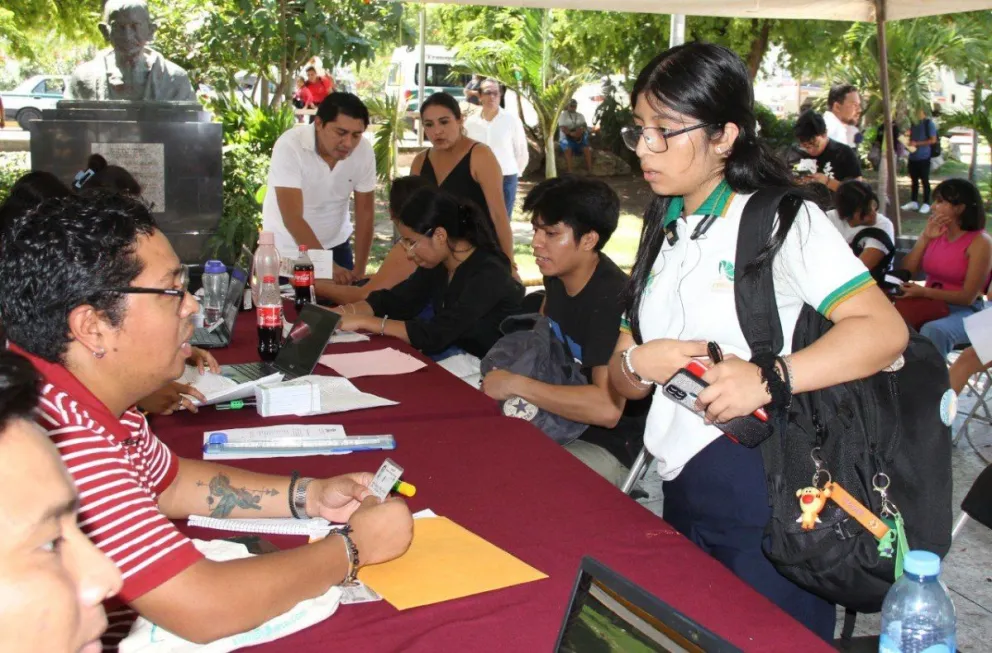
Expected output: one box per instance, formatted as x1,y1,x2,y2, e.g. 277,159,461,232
91,142,166,212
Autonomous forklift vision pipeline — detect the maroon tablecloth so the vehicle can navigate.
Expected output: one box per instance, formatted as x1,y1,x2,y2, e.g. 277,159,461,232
156,401,831,650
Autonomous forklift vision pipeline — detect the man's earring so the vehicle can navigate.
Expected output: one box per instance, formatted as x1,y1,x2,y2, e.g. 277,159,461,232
94,348,106,359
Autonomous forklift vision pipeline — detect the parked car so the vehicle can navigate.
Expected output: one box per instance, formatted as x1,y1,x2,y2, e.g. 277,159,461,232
1,75,69,129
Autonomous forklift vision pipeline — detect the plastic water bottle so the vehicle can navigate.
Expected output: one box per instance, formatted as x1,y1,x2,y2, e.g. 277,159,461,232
251,231,281,305
201,260,229,327
879,550,956,653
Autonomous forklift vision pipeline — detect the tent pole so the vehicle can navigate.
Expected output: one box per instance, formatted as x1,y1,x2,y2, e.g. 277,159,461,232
875,0,902,234
417,6,426,147
669,14,686,47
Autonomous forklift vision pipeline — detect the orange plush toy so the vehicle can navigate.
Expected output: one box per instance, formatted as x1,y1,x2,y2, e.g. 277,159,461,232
796,486,832,530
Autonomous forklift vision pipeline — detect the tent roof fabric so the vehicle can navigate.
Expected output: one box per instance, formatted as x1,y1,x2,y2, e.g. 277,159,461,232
414,0,992,22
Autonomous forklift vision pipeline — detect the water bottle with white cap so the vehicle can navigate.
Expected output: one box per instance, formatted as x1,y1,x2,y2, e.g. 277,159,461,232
879,550,956,653
201,260,229,327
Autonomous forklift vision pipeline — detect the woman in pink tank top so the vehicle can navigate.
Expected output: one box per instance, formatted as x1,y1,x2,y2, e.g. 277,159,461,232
897,178,992,356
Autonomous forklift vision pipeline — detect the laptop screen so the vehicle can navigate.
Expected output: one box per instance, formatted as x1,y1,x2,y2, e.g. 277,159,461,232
219,269,248,337
274,304,341,378
555,558,740,653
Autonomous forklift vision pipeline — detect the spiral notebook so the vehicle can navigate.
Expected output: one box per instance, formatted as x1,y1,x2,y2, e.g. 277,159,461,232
187,515,339,539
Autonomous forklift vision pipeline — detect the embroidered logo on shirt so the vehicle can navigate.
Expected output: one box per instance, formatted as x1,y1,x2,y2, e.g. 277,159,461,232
718,260,735,281
503,396,539,421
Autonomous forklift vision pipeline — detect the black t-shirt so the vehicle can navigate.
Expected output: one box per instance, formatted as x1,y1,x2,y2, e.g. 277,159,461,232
366,248,523,358
816,139,862,182
543,254,649,467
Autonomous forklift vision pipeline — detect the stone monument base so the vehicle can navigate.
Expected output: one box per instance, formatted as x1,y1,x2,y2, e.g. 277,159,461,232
30,100,223,264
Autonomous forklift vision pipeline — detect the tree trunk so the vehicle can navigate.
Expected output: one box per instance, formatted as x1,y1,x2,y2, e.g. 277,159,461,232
545,132,557,179
969,77,983,182
260,74,270,107
745,20,771,81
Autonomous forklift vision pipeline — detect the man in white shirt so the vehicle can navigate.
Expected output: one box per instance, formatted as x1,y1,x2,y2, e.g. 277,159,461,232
465,79,529,218
262,92,377,284
822,84,861,148
559,99,593,174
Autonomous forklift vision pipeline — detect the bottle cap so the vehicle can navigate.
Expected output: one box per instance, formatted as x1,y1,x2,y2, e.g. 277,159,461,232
204,260,226,274
298,245,308,252
257,231,275,246
262,275,276,283
904,550,941,577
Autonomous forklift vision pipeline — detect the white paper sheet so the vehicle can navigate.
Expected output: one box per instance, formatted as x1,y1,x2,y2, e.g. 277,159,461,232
319,347,427,378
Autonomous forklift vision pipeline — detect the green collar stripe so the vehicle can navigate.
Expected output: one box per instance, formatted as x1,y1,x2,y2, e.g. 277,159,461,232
663,179,733,228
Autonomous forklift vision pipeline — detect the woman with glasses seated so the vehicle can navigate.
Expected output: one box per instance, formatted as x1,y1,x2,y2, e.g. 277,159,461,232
606,42,908,640
334,186,524,361
411,92,519,279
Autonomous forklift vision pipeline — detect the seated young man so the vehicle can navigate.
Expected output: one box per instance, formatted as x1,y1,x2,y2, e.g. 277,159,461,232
0,350,123,653
794,110,863,192
481,176,647,486
0,193,414,649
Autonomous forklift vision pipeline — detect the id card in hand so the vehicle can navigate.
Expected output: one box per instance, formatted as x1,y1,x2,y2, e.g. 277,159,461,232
368,458,404,500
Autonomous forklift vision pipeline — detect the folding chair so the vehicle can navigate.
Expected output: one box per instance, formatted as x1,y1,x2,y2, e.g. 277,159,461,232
951,462,992,541
949,347,992,449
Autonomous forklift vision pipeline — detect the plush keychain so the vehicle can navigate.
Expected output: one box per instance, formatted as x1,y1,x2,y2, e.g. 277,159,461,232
795,485,832,530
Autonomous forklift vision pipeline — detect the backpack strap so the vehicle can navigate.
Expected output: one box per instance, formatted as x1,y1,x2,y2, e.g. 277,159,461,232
850,227,896,282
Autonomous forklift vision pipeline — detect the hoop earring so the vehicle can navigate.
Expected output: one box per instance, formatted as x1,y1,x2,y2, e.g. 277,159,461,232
94,348,106,359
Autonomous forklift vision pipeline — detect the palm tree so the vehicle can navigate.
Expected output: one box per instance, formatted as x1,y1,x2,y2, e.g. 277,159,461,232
944,93,992,191
366,93,404,187
455,9,590,178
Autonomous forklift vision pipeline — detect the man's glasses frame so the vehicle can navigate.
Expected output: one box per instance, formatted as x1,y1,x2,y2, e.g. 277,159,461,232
102,265,191,314
620,123,712,154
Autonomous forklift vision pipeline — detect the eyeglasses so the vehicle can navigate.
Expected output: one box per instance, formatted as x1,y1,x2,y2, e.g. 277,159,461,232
103,265,190,314
398,231,433,253
481,90,500,97
620,123,711,154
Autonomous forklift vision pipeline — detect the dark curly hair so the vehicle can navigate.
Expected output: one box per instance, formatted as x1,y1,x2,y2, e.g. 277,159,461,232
0,192,157,363
0,351,39,432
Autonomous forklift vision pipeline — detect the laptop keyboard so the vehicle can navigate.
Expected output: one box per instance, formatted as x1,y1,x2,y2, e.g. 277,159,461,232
190,328,226,348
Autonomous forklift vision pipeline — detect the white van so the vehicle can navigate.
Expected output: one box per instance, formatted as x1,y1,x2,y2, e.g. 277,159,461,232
386,45,472,115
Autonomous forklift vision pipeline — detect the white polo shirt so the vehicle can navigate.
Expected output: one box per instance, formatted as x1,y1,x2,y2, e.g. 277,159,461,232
825,210,895,256
261,124,377,253
823,110,858,147
623,183,874,480
465,108,529,177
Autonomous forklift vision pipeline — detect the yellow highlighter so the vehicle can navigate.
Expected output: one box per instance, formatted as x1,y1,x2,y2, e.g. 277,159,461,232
392,481,417,498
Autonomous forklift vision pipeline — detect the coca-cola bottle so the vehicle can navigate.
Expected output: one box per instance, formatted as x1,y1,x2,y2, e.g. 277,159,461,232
293,245,315,311
256,275,282,362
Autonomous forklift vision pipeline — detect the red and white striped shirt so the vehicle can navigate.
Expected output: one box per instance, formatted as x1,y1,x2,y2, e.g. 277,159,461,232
15,347,203,649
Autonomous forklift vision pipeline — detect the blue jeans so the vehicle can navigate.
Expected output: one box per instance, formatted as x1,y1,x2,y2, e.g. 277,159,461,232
920,299,986,357
331,240,353,270
559,131,589,155
502,174,519,218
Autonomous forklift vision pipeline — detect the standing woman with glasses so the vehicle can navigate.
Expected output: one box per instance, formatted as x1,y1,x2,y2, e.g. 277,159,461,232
607,43,908,639
412,92,519,278
334,186,523,361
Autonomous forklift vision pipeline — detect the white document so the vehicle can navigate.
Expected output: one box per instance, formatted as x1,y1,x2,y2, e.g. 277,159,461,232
339,582,382,604
187,515,339,539
119,539,342,653
437,352,482,387
180,367,283,406
964,307,992,365
279,248,336,279
329,330,370,344
290,375,398,415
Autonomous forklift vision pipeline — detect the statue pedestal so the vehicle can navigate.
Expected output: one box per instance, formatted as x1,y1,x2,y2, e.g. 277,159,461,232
30,100,223,264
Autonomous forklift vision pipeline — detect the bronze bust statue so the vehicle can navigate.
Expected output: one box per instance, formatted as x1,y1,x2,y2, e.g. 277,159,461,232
66,0,195,102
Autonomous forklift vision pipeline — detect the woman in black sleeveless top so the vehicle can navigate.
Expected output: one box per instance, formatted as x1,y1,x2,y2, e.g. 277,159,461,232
412,92,518,275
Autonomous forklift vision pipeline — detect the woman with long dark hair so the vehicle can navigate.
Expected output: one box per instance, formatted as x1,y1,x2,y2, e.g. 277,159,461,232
334,186,523,359
606,43,908,639
411,92,518,275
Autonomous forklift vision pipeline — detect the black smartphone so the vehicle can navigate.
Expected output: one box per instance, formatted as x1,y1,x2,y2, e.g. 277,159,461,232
661,361,773,448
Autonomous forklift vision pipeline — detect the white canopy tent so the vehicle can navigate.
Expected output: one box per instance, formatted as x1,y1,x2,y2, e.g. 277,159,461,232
404,0,992,232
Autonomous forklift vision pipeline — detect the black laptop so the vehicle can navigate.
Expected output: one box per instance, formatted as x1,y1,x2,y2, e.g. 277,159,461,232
220,304,341,384
555,557,741,653
191,268,248,349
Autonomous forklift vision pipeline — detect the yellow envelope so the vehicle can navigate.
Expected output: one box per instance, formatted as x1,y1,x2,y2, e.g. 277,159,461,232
358,516,548,610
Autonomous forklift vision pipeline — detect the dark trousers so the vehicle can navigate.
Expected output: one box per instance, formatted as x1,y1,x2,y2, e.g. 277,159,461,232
909,158,931,204
331,240,353,270
663,437,836,641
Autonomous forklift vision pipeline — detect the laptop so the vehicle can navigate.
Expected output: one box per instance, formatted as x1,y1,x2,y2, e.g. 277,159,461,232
190,304,340,406
190,268,248,349
555,557,741,653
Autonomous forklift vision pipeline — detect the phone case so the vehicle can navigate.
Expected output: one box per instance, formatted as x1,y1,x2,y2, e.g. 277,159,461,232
662,369,773,448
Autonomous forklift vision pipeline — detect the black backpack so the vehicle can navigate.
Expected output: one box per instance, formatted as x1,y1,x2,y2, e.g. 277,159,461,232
735,188,953,613
850,226,896,284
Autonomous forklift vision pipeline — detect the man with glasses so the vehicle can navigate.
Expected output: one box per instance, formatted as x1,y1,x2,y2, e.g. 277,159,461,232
793,110,862,192
465,79,529,218
0,192,413,648
559,99,593,174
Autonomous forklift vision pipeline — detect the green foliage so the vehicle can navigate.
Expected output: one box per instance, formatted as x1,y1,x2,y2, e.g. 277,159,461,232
754,102,795,152
208,95,296,156
429,5,524,47
0,0,100,60
366,93,403,184
0,153,30,207
593,78,637,169
210,145,268,264
456,9,590,178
